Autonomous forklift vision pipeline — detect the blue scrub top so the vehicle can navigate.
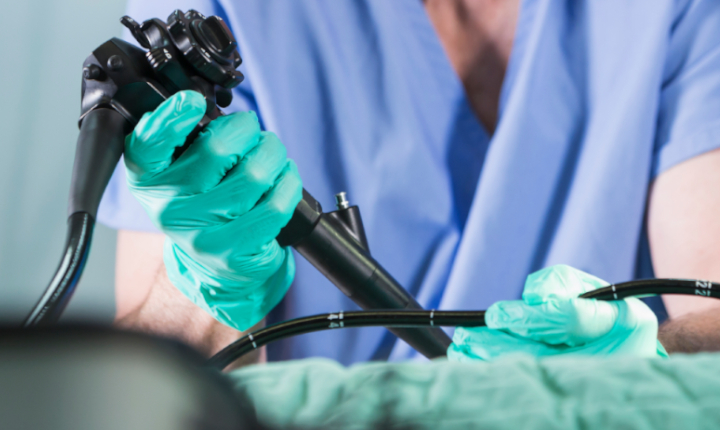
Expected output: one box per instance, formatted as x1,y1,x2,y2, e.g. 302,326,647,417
99,0,720,364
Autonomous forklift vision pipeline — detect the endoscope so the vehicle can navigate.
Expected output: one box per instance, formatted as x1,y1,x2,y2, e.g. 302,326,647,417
25,9,450,359
25,10,720,367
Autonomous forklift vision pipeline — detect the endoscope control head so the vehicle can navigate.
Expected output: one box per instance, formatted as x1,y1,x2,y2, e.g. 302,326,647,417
121,11,243,90
79,10,244,126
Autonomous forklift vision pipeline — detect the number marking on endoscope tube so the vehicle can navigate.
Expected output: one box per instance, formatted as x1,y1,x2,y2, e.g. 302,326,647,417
328,311,344,328
430,310,435,326
695,280,712,296
248,333,258,349
611,285,617,300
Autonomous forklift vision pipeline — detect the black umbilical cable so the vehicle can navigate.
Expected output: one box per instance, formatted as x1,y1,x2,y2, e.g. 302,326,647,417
208,278,720,370
23,213,94,326
25,108,128,327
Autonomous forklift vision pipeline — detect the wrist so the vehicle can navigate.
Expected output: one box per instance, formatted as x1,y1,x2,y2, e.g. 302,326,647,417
115,264,253,359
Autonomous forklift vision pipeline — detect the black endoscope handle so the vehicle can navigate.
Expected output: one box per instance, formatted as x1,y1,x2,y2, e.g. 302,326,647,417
25,109,128,327
68,109,128,217
277,191,453,359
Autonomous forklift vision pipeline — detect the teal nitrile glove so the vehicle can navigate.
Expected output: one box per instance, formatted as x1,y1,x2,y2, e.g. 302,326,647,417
448,265,667,362
124,91,303,331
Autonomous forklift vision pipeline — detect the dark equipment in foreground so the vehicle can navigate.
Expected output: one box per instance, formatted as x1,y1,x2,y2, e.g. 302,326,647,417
24,9,451,359
0,327,251,430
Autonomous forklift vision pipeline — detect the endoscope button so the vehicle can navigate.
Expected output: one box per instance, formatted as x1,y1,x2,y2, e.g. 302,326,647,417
82,64,105,81
107,55,124,71
216,88,233,108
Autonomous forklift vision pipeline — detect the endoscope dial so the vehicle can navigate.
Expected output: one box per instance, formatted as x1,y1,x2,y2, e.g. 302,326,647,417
166,10,243,89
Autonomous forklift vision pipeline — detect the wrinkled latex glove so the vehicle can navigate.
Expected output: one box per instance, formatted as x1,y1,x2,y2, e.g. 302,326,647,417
124,91,303,331
448,265,667,362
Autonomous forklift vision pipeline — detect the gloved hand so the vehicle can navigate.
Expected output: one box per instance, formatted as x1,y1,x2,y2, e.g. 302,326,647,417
124,90,303,331
448,265,667,362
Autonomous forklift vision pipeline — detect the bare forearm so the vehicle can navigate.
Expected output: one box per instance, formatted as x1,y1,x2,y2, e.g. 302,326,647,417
658,308,720,354
113,230,263,367
649,148,720,354
116,265,257,356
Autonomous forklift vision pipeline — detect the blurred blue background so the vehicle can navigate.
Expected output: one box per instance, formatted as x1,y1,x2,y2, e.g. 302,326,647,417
0,0,128,322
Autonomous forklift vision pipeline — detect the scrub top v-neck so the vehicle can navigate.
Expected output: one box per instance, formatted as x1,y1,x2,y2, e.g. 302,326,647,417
100,0,720,364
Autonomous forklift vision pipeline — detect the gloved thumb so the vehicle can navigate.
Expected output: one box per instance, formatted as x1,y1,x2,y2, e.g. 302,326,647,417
485,297,618,346
125,90,206,183
522,264,609,304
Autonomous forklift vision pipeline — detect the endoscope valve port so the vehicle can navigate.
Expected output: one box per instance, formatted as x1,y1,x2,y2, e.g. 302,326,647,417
328,192,370,253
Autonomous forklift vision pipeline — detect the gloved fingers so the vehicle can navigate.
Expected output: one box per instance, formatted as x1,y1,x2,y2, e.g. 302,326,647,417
448,326,561,362
612,298,659,339
142,131,292,227
484,300,567,342
566,298,620,343
175,238,289,282
452,266,663,362
188,160,303,256
164,240,295,331
207,131,290,217
125,91,206,183
485,297,618,347
522,265,608,305
154,132,294,229
558,299,659,357
225,159,302,253
151,112,263,194
166,236,286,291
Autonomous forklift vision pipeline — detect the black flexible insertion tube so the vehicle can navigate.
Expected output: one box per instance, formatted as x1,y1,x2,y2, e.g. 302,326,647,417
207,310,485,370
209,278,720,369
579,278,720,300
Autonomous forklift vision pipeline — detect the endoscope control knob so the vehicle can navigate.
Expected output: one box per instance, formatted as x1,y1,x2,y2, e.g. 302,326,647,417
198,16,237,58
166,9,244,89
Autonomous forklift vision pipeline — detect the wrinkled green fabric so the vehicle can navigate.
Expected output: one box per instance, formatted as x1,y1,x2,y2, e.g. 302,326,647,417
125,91,303,331
449,265,666,361
229,354,720,429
